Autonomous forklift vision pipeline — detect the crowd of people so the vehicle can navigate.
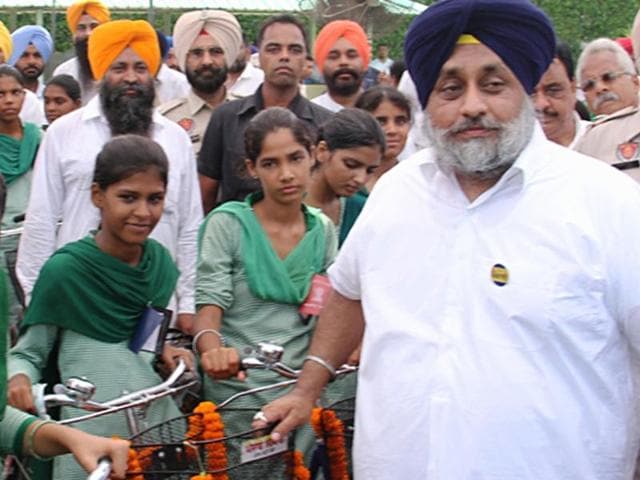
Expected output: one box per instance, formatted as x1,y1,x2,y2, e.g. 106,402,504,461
1,0,640,478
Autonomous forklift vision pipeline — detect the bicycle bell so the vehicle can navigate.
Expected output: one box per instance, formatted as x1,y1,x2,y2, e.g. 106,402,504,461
60,376,96,402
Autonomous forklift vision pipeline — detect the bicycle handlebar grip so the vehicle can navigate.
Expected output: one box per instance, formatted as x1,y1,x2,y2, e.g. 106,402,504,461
86,457,111,480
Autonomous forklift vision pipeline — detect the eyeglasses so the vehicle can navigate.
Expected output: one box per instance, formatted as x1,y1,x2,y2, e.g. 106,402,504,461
580,71,633,93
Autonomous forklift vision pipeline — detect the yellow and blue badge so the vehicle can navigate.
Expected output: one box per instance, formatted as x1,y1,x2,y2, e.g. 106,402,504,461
491,263,509,287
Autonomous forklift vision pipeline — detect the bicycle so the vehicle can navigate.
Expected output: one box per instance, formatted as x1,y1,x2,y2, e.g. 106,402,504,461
80,342,356,479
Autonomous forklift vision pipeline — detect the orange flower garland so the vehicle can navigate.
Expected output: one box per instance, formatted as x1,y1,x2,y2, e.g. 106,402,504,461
286,450,311,480
310,407,349,480
127,448,144,480
191,475,214,480
191,401,228,479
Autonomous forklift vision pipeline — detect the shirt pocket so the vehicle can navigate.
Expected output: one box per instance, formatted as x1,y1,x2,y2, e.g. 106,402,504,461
470,257,555,352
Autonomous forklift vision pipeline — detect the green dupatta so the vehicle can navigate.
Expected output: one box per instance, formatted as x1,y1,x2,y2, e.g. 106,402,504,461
200,193,327,305
0,123,41,184
21,236,179,343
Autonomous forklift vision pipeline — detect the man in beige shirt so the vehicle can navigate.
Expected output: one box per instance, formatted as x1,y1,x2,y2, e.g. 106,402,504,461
159,10,242,157
574,38,640,180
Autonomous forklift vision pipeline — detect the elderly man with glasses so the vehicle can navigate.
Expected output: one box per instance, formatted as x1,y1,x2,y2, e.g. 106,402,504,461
574,38,640,181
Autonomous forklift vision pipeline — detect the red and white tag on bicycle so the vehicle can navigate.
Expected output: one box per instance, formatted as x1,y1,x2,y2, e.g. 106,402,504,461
240,434,289,464
299,274,332,316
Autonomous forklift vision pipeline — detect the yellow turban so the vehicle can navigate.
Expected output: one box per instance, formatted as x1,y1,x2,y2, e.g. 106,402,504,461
0,21,11,61
66,0,111,33
88,20,160,80
172,10,243,72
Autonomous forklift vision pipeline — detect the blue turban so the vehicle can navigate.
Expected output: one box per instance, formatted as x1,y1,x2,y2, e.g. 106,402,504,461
404,0,555,108
8,25,54,65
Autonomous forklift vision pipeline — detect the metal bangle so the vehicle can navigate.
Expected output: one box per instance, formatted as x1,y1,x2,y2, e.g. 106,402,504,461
27,420,55,461
304,355,337,380
192,328,225,353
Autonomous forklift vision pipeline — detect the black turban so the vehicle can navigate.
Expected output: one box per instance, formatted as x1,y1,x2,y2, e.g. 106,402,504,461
404,0,556,108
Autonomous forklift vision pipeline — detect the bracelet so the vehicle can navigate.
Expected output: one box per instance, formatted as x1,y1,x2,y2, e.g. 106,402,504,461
192,328,225,353
304,355,336,380
27,420,55,461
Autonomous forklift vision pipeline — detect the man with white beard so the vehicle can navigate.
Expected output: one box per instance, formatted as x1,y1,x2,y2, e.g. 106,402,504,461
248,1,640,479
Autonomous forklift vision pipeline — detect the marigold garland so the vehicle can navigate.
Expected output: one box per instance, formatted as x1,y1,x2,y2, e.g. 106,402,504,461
285,450,311,480
190,401,228,479
310,407,349,480
127,447,144,480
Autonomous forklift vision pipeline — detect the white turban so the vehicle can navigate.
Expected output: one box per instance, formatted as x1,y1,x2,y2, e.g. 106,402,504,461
172,10,243,72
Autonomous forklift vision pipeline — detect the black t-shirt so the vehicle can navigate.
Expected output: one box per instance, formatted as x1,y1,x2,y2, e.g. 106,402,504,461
198,85,332,204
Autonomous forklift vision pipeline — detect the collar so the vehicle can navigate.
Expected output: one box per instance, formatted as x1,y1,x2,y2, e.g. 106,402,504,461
186,89,214,116
592,105,638,125
417,122,549,207
237,85,310,119
81,95,166,129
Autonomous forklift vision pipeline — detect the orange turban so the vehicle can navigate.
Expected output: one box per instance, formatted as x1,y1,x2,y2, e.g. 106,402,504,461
314,20,370,72
0,21,11,61
88,20,160,80
66,0,110,33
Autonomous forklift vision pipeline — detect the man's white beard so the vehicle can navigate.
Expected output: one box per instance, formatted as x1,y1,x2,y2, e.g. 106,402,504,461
424,98,535,180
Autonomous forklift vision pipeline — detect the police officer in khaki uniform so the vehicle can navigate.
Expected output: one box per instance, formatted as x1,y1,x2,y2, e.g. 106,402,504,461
574,38,640,181
158,10,243,156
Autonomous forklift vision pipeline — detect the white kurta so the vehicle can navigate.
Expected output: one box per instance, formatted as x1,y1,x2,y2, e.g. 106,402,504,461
329,125,640,479
154,64,190,105
227,62,264,99
19,89,45,127
311,92,344,113
16,96,203,313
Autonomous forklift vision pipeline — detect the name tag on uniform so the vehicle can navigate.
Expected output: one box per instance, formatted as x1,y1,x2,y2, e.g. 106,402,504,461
614,142,640,170
299,274,332,316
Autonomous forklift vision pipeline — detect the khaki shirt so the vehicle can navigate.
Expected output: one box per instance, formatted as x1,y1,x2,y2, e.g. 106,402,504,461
158,90,217,157
574,105,640,182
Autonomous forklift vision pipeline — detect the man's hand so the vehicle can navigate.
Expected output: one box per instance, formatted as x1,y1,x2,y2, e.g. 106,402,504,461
7,374,35,413
200,347,246,381
251,389,317,441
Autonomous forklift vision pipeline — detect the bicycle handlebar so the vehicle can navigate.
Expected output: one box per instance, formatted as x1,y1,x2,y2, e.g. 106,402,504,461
86,457,111,480
33,358,199,424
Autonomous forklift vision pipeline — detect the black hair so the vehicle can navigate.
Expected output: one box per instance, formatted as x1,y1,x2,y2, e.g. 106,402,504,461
256,14,309,52
355,86,412,121
244,107,314,164
317,108,386,154
93,135,169,189
45,74,82,102
0,65,24,87
389,60,406,83
555,40,574,81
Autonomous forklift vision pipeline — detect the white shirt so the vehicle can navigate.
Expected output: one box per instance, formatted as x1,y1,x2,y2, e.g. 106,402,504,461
369,57,393,74
16,96,203,313
20,89,45,127
311,92,344,113
227,62,264,99
398,70,430,152
155,64,190,105
52,56,98,104
329,125,640,479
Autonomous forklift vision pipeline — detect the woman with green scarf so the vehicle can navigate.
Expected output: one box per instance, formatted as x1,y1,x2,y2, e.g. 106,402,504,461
6,136,190,480
0,65,42,325
0,174,130,478
192,108,337,466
